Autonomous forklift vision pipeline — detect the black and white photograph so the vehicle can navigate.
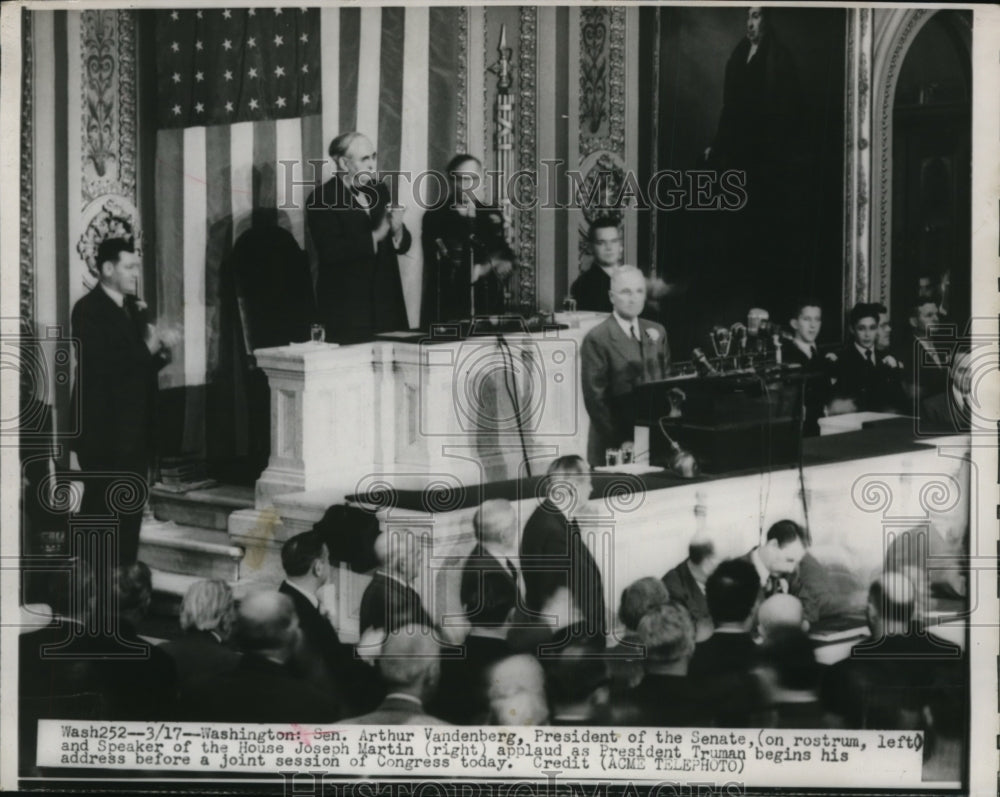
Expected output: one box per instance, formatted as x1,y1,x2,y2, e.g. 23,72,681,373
1,2,997,795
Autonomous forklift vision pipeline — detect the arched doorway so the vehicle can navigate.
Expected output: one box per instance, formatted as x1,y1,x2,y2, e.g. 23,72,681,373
891,10,971,337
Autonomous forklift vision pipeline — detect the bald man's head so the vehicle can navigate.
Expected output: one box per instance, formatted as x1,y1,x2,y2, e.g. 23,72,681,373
377,625,441,699
234,591,300,662
487,655,548,725
375,530,425,583
473,499,517,548
868,571,917,635
758,593,807,639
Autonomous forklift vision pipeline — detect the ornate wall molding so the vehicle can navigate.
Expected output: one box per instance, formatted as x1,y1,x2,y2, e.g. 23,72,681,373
455,6,469,154
20,10,34,329
517,6,538,309
80,9,137,205
843,8,873,312
577,7,627,270
871,8,931,306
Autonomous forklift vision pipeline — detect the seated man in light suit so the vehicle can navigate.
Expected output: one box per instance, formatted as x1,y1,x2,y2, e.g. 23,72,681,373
580,266,670,466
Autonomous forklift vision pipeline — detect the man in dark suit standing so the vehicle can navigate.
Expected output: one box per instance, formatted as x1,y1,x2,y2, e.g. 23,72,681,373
279,531,383,714
420,154,515,327
307,131,411,343
71,238,173,567
520,455,606,643
569,218,623,313
359,529,434,636
780,298,833,436
580,266,670,466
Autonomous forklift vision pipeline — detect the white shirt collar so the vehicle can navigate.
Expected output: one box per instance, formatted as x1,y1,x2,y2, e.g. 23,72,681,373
792,338,816,359
284,579,319,609
384,692,423,707
100,282,125,308
613,311,640,340
854,341,875,360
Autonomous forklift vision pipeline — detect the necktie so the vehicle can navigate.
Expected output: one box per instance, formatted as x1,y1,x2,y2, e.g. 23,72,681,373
765,574,783,596
505,557,518,584
809,345,817,361
864,349,874,367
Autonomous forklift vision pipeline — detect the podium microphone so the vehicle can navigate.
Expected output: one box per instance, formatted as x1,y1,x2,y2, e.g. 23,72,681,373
692,348,719,375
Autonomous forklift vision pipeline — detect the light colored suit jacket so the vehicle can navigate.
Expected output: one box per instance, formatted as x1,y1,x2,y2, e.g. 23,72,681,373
580,315,670,465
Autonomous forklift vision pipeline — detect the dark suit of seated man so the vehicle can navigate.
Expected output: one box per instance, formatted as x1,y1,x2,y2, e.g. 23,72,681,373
662,539,720,643
340,625,449,725
279,530,384,715
822,572,964,730
688,558,767,727
829,302,905,414
617,603,708,726
581,266,670,467
161,578,240,694
742,519,842,625
180,591,340,724
359,529,434,636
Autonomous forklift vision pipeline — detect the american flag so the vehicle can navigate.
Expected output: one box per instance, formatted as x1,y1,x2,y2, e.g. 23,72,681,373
150,6,463,458
155,7,320,128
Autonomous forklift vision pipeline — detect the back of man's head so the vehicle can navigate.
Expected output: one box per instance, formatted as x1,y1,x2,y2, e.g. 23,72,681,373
867,571,916,634
281,530,328,579
706,558,760,627
544,645,610,721
758,593,807,640
473,499,516,548
180,578,235,637
638,603,695,666
766,519,808,547
234,591,299,662
378,625,441,700
115,562,153,626
618,577,669,632
487,655,549,725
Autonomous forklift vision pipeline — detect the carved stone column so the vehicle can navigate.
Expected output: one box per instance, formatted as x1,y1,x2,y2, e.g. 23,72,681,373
843,9,873,311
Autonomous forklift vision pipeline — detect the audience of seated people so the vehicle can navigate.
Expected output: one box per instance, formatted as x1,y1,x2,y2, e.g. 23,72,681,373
17,497,965,790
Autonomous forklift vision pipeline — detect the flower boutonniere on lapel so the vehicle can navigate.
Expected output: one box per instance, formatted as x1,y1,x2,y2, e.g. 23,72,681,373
645,327,661,344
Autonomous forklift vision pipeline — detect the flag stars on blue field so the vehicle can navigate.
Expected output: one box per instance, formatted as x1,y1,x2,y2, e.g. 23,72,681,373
156,7,320,127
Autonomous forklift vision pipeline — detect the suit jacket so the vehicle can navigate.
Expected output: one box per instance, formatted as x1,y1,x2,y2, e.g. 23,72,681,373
160,630,240,693
20,619,177,722
618,673,709,727
358,572,434,636
279,581,384,714
70,286,168,469
780,340,831,436
459,542,519,628
180,652,341,724
429,633,511,724
830,344,904,413
570,265,613,313
688,631,766,727
420,203,513,327
898,333,951,417
340,694,449,725
307,176,411,343
822,633,964,729
581,314,670,466
739,548,833,625
520,500,607,638
662,560,711,633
